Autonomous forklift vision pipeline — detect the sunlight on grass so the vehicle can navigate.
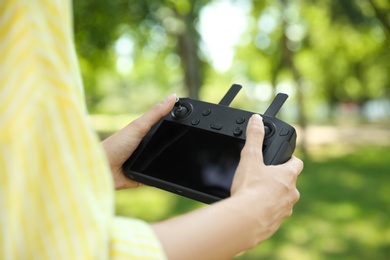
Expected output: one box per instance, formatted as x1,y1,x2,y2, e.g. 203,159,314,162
115,187,174,222
113,142,390,259
115,186,203,222
90,114,139,134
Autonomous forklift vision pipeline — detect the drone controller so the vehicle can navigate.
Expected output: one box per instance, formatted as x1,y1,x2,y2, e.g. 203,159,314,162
123,84,297,204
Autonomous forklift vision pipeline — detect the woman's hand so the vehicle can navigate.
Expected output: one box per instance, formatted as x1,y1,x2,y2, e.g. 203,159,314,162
152,114,303,260
101,94,177,189
231,114,303,243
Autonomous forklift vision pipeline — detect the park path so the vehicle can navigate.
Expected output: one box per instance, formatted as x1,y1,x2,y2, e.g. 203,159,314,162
295,123,390,147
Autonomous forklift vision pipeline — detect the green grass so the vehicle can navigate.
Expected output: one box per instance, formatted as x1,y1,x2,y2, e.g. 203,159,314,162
115,145,390,259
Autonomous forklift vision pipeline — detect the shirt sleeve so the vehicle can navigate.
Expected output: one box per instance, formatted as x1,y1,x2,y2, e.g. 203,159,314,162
0,1,167,259
111,217,167,260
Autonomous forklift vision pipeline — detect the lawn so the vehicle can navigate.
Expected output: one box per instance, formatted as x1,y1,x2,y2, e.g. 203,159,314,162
115,144,390,259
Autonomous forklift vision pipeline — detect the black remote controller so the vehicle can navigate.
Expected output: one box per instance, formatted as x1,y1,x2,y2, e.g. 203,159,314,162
123,84,297,203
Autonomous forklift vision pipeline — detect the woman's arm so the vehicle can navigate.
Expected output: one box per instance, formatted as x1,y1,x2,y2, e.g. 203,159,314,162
152,114,303,260
102,96,303,259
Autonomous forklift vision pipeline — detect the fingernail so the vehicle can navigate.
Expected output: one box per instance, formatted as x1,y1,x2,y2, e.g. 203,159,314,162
251,114,263,122
163,93,177,103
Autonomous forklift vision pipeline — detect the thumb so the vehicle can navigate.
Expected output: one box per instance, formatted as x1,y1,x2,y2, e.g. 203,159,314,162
102,93,177,163
240,114,265,164
231,114,265,195
125,93,177,140
131,93,177,135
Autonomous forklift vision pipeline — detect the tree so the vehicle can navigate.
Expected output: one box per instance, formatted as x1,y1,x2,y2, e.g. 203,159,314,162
73,0,210,112
73,0,390,119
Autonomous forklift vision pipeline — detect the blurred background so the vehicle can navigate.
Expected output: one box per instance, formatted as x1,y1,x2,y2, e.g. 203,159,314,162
73,0,390,259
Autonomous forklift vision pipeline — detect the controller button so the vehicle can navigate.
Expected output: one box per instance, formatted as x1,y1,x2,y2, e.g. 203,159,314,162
236,117,245,124
202,109,211,116
210,123,222,130
233,127,243,136
279,128,290,136
191,118,200,125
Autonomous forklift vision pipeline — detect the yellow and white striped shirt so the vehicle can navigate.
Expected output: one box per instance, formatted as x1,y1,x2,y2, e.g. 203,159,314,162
0,1,166,259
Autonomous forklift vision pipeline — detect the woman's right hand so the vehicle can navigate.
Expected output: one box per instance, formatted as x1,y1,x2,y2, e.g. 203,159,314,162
152,114,303,260
231,114,303,244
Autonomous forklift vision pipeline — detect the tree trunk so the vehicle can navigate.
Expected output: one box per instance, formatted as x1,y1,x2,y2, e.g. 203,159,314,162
177,12,202,99
280,0,308,156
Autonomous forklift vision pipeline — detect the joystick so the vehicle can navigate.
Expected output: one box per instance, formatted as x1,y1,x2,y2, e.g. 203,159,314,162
171,98,192,119
123,84,297,204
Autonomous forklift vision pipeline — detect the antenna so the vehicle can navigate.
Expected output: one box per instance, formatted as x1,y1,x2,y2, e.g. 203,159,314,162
218,84,242,106
264,93,288,117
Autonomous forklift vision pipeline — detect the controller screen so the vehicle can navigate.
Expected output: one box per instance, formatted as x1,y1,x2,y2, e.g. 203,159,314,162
130,120,245,198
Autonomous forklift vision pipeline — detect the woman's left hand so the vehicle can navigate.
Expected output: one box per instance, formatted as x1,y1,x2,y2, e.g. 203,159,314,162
102,94,177,189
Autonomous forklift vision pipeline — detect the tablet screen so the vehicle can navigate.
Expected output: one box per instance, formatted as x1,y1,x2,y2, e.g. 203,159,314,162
130,120,245,198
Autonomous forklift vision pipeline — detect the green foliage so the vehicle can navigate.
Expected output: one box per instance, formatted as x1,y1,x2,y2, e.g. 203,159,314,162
115,145,390,259
74,2,390,258
73,0,390,122
73,0,210,113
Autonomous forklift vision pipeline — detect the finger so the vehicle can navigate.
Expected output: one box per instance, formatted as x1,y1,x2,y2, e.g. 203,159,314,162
285,156,304,175
240,114,265,163
123,180,143,189
116,177,142,189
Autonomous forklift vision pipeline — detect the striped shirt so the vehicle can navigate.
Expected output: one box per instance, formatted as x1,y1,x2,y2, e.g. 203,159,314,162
0,1,166,259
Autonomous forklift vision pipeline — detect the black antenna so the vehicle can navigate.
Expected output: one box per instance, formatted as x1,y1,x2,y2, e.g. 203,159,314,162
219,84,242,106
264,93,288,117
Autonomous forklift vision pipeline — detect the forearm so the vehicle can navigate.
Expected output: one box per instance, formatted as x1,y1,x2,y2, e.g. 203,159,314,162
152,196,264,260
152,159,302,259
